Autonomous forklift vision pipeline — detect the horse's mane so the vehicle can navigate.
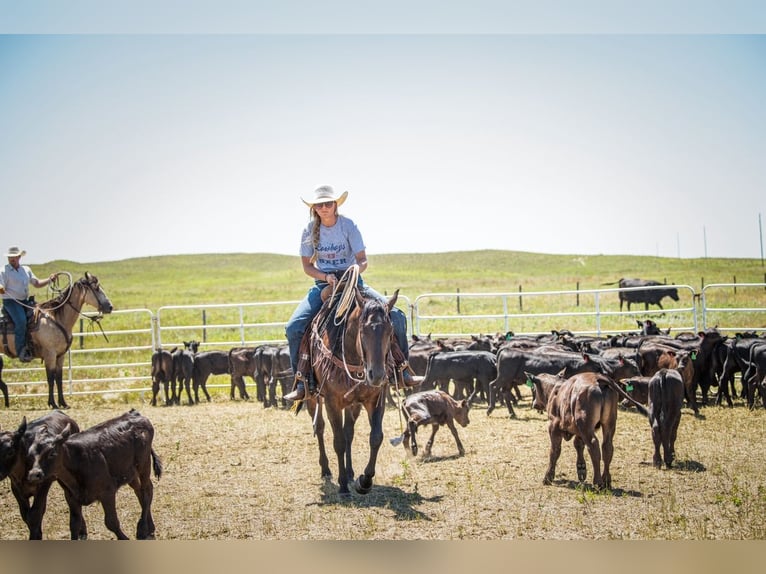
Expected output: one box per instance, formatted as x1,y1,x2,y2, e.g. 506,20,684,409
38,282,76,311
311,282,394,389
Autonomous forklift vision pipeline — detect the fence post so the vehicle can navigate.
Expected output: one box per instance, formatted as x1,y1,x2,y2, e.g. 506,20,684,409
79,318,84,349
576,281,580,307
202,309,207,343
733,275,737,295
518,285,523,311
457,288,461,314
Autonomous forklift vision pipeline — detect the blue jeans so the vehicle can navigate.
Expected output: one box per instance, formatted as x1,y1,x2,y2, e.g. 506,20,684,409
285,279,409,374
2,298,29,354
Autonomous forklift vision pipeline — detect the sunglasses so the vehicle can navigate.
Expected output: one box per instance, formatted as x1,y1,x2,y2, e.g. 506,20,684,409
314,201,336,209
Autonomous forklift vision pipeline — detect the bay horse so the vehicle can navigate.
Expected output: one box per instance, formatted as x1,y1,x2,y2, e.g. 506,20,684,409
300,267,397,496
1,272,113,409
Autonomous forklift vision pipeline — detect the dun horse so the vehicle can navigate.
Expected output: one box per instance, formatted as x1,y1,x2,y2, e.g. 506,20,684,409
300,267,397,496
1,273,113,409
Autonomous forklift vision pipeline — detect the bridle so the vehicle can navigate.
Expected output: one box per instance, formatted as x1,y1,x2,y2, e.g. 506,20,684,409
311,265,394,396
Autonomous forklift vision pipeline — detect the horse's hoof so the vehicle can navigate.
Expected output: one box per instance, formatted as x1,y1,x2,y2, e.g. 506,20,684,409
354,475,372,495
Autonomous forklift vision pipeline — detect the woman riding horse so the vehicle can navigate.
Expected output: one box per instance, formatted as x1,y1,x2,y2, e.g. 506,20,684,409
301,267,399,495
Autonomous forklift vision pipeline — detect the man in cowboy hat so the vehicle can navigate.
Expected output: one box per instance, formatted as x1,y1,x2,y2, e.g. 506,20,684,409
284,185,421,403
0,246,56,362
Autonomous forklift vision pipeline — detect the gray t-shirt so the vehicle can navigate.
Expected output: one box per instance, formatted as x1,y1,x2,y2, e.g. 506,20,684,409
300,215,366,273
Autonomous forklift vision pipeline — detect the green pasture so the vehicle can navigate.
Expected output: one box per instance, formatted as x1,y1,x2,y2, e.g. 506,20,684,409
4,250,764,405
34,249,766,317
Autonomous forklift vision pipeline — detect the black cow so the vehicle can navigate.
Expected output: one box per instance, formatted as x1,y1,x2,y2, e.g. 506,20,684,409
487,348,606,418
742,341,766,409
172,346,196,405
24,409,162,540
646,369,685,468
421,350,497,401
718,334,765,406
0,411,83,539
0,355,8,407
228,346,257,401
192,350,230,401
397,389,472,457
150,347,176,406
607,278,680,311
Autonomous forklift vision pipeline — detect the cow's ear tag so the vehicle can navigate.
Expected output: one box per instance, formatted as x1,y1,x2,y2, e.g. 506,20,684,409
626,384,634,391
691,351,697,360
525,378,534,388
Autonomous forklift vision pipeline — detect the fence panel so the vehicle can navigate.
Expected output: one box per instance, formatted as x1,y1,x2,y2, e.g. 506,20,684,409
155,300,301,350
4,284,766,407
701,283,766,334
2,308,155,403
413,285,698,338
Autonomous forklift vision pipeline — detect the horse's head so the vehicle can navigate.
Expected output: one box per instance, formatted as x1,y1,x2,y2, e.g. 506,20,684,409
80,272,114,314
354,289,398,387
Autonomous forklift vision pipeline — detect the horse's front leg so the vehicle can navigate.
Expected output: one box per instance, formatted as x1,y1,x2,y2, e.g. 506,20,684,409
55,357,68,409
326,406,349,496
343,405,361,484
355,399,385,495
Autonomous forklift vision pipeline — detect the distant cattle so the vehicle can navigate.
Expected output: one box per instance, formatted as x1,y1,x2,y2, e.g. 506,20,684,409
604,278,680,312
397,389,472,457
228,346,257,401
646,369,685,468
24,409,162,540
172,346,196,405
420,350,497,401
150,347,176,406
487,349,605,418
0,411,83,539
192,350,230,401
718,334,765,406
0,356,8,407
742,341,766,409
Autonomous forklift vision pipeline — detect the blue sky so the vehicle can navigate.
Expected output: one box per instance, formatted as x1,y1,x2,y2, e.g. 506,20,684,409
1,3,765,263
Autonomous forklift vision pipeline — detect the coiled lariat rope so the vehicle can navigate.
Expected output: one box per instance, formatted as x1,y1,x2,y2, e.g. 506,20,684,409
332,264,360,326
13,271,72,312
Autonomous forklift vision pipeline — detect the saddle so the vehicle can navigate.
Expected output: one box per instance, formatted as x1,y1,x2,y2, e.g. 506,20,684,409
0,297,38,356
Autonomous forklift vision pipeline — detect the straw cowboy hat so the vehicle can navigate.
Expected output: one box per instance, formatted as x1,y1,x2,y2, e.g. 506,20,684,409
301,185,348,208
5,246,26,258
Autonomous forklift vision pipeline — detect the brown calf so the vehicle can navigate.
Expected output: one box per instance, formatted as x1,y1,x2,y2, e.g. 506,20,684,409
542,372,648,490
24,409,162,540
399,389,472,457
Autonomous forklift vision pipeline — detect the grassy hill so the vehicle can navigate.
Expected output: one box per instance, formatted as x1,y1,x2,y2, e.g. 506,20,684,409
33,250,766,312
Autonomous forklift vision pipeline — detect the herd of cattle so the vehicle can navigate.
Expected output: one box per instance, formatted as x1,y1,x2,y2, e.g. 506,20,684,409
1,273,765,539
402,320,766,487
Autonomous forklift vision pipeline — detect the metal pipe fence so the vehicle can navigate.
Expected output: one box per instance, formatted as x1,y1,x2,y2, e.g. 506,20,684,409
1,285,763,405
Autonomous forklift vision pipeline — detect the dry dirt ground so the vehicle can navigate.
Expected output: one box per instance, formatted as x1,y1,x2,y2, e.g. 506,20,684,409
1,387,765,540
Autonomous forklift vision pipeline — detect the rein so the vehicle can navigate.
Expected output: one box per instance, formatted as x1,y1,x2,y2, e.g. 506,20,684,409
311,265,391,392
36,273,110,345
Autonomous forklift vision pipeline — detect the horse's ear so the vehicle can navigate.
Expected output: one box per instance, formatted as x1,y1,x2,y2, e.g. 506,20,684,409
355,288,365,308
387,289,400,311
85,271,91,280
